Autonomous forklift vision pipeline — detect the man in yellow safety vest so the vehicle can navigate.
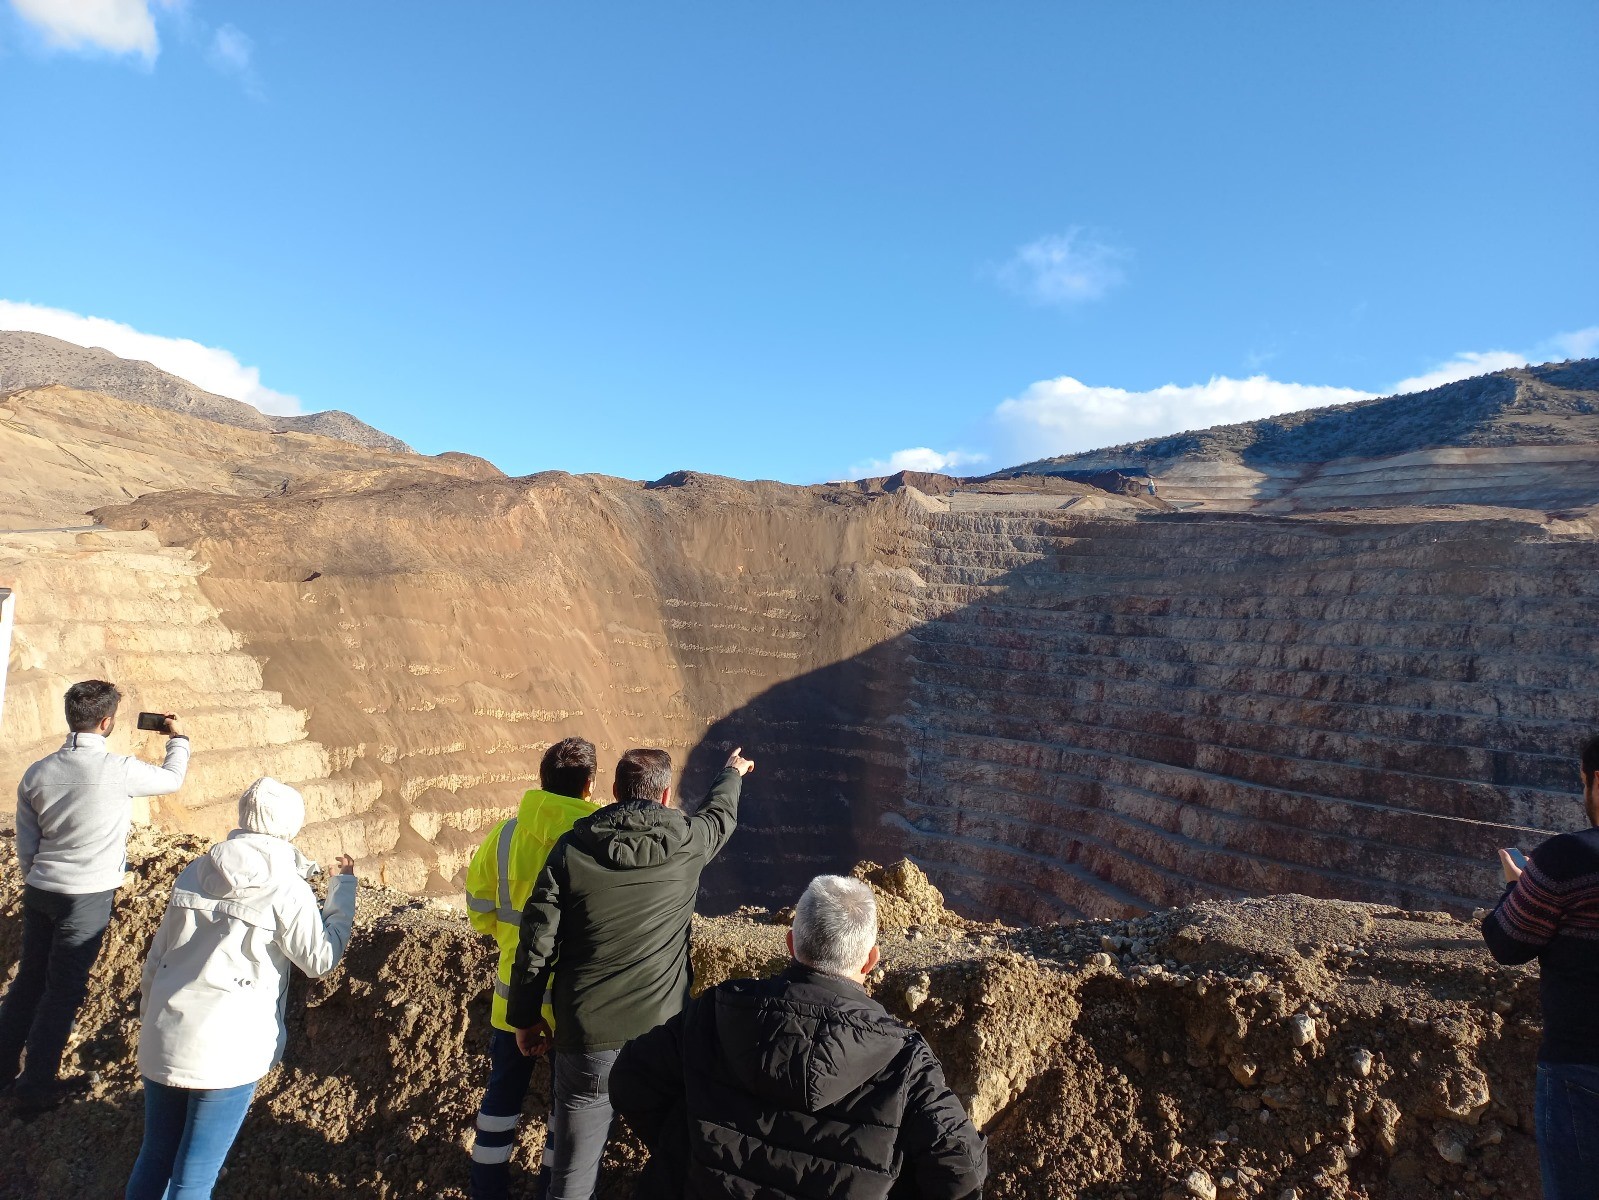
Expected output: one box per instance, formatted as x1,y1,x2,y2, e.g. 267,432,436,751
464,736,600,1200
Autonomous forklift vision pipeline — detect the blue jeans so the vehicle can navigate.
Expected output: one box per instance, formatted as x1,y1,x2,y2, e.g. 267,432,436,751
1537,1062,1599,1200
125,1077,257,1200
472,1029,551,1200
548,1048,620,1200
0,885,115,1098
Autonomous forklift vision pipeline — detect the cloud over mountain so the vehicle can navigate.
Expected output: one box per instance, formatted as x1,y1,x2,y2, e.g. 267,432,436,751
0,301,300,414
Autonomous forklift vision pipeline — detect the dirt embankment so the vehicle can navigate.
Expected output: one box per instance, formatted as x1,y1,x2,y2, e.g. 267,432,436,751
1,833,1538,1200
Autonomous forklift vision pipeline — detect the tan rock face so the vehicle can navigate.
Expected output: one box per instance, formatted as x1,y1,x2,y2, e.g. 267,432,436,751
4,379,1597,924
85,471,923,900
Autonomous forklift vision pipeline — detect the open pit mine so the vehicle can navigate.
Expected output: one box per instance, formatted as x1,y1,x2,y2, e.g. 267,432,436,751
3,334,1598,1198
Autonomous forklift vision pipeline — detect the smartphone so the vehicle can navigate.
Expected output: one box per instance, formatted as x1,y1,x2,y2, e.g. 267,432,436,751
1505,848,1528,871
136,712,169,733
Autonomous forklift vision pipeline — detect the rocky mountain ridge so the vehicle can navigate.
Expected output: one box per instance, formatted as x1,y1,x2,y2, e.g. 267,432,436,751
0,330,410,452
999,360,1599,473
989,360,1599,512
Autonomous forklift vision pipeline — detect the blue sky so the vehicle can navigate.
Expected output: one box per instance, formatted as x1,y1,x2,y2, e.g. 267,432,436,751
2,2,1596,482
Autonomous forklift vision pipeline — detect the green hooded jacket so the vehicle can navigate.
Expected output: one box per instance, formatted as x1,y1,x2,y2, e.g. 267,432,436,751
505,767,743,1051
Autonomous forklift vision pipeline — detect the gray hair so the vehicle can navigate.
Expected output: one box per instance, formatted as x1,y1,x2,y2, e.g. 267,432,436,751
616,748,673,804
792,875,878,977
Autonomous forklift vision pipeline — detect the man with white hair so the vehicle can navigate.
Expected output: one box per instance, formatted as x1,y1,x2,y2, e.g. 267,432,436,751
609,874,987,1199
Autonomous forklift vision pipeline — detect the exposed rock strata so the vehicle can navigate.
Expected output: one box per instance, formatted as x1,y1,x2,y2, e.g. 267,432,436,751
876,503,1599,923
90,471,924,901
4,373,1597,924
0,834,1541,1200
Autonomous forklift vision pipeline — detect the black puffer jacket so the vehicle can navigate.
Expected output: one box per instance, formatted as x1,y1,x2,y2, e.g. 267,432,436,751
610,964,986,1199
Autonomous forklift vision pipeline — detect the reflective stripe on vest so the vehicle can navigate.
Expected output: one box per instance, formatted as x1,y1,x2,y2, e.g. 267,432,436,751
496,818,521,925
492,979,553,1005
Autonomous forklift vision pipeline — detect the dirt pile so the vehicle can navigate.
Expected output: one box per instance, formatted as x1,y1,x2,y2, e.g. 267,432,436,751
1,833,1539,1199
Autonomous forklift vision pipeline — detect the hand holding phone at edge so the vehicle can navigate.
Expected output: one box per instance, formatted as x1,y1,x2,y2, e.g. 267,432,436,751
1499,848,1524,885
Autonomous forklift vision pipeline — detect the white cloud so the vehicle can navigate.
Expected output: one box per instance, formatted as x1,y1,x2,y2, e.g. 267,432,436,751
995,229,1127,306
0,300,301,415
206,22,249,71
9,0,179,61
994,375,1375,459
1388,350,1528,395
992,326,1599,463
844,447,986,481
1386,326,1599,394
205,21,258,94
1550,325,1599,359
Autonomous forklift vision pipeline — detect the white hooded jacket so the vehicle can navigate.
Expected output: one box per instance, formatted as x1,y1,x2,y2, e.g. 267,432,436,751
138,778,356,1090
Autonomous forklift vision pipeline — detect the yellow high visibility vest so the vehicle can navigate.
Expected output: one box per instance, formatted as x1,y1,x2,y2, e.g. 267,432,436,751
464,788,600,1033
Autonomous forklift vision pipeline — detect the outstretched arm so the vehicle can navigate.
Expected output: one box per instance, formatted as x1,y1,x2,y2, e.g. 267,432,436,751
279,857,358,980
688,748,754,861
125,733,192,799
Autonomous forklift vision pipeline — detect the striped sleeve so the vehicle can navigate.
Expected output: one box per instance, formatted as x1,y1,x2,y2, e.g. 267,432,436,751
1493,862,1564,948
1482,831,1599,964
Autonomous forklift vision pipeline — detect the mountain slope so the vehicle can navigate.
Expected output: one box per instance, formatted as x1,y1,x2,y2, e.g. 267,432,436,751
1000,359,1599,472
993,359,1599,511
0,330,411,452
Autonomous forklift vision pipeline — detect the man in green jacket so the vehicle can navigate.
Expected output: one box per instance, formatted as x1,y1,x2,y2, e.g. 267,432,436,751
506,745,754,1200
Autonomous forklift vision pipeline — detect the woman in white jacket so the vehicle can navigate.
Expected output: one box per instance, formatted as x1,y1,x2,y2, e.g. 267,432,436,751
125,777,357,1200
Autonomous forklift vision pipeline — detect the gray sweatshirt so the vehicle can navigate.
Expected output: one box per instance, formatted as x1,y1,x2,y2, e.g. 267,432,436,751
16,732,191,894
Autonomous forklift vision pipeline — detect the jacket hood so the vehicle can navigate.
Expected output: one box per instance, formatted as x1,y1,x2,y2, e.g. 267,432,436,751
712,968,909,1111
572,800,688,870
237,777,305,841
197,833,288,900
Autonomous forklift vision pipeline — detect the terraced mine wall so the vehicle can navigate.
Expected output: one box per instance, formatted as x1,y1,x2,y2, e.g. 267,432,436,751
702,497,1596,921
10,471,1590,921
875,503,1595,922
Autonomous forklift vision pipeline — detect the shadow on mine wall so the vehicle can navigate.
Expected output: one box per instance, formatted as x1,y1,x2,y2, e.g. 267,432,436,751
678,528,1083,917
679,509,1594,923
680,628,917,915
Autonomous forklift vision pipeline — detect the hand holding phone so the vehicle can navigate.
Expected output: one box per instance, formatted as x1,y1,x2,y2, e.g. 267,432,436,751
136,711,180,736
1499,847,1527,884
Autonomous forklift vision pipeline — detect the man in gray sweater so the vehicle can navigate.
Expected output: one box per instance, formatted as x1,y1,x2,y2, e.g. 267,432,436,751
1,680,190,1112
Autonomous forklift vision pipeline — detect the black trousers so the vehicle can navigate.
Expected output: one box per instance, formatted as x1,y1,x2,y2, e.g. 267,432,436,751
0,884,115,1097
